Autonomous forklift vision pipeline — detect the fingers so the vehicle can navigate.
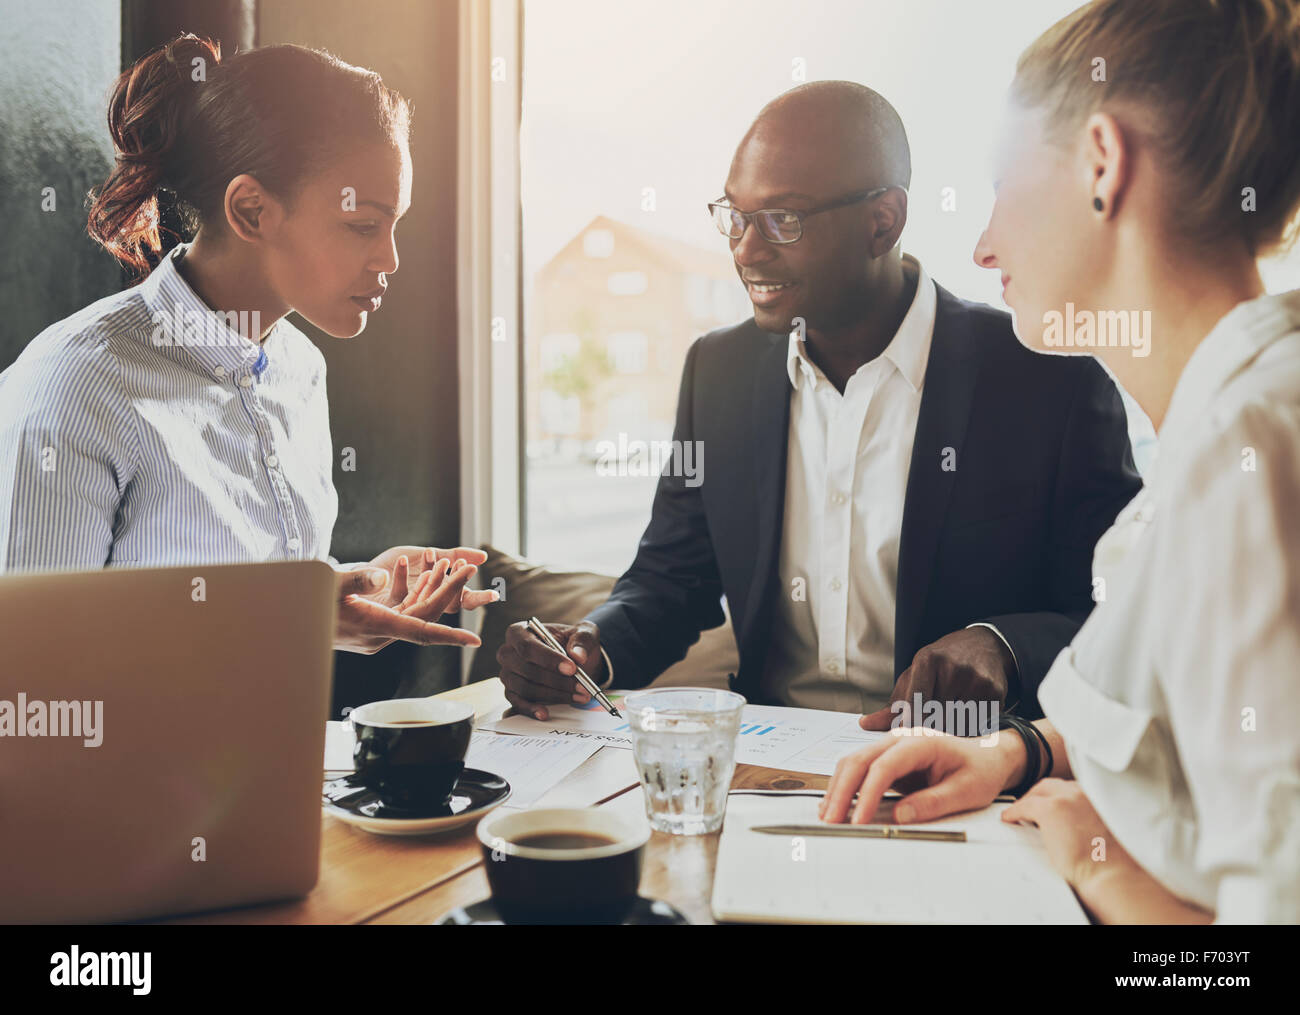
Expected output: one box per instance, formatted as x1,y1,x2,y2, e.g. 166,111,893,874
391,555,410,604
564,623,601,702
1002,795,1040,826
497,621,585,712
337,567,389,599
498,650,582,700
430,546,488,566
459,587,499,611
418,562,478,618
1001,778,1065,825
859,705,897,732
341,594,481,647
565,622,600,668
512,622,578,676
398,558,449,611
504,687,549,722
819,735,902,823
893,772,983,824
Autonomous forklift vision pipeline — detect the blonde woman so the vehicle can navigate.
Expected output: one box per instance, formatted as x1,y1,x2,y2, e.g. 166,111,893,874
822,0,1300,923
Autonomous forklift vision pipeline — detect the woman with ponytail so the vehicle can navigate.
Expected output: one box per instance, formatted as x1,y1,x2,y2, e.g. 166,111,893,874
823,0,1300,922
0,34,493,654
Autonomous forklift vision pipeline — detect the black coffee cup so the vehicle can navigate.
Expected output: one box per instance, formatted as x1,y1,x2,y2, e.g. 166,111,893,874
349,698,473,811
476,807,650,924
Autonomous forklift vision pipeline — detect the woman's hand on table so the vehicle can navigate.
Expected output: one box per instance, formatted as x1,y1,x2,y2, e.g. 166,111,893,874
999,779,1211,923
333,545,498,654
819,727,1025,825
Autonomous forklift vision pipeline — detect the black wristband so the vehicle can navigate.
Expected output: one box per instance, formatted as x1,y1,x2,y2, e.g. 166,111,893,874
1025,719,1054,783
998,714,1043,798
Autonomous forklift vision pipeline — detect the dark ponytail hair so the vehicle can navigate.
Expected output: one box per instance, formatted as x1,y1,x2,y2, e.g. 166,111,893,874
87,33,412,279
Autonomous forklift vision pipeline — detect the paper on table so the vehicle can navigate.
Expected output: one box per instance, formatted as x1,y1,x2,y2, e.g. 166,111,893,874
711,794,1088,924
323,722,602,809
466,732,603,808
479,701,888,776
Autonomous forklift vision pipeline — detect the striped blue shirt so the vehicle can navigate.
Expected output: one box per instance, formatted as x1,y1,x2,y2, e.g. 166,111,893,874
0,243,339,573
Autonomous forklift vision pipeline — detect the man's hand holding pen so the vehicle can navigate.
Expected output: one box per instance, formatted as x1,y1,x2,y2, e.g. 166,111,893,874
498,619,606,720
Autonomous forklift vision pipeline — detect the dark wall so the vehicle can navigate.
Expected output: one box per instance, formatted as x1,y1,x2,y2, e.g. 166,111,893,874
0,0,122,362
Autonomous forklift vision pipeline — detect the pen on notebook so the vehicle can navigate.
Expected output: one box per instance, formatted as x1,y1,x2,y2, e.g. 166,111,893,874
751,824,966,841
526,616,622,718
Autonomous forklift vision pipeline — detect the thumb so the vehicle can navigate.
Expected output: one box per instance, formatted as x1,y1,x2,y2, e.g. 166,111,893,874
566,624,598,664
337,567,389,598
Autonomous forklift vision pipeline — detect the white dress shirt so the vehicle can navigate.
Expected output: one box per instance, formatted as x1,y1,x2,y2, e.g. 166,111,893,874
758,254,936,713
0,243,338,572
1037,288,1300,923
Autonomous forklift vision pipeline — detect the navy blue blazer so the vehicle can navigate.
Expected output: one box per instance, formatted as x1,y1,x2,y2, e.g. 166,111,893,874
585,284,1142,718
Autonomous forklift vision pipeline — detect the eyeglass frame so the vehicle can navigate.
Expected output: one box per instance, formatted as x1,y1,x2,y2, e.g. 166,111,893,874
707,185,900,244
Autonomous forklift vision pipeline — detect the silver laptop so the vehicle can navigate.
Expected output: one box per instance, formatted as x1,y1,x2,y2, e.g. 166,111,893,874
0,560,337,923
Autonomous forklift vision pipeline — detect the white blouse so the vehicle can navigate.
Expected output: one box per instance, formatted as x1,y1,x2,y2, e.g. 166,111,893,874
1037,288,1300,923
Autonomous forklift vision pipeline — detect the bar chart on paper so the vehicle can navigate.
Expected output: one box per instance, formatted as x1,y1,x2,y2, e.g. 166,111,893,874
730,706,887,774
480,699,886,776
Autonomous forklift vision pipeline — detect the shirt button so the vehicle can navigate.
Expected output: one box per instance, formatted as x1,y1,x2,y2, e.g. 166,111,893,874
213,365,226,378
826,660,841,675
830,578,843,591
265,454,279,468
287,537,301,551
239,375,253,388
831,492,846,505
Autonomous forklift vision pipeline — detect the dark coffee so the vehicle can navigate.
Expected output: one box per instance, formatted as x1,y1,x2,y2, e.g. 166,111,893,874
352,710,472,811
512,832,618,850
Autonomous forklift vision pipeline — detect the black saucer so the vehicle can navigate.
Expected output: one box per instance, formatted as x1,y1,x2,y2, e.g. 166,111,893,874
322,768,510,828
435,895,690,925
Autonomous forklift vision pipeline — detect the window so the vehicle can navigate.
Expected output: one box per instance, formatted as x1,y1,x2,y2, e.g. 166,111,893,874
606,271,648,296
518,0,1212,575
607,331,648,374
539,332,579,372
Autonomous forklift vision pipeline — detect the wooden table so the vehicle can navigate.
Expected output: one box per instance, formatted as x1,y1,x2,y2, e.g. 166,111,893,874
165,678,839,925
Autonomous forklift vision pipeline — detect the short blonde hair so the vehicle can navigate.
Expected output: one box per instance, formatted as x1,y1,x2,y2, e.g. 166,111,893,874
1013,0,1300,257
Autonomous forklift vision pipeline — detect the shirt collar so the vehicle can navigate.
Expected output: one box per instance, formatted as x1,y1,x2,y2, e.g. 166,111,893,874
136,243,274,383
785,253,937,393
1160,288,1300,446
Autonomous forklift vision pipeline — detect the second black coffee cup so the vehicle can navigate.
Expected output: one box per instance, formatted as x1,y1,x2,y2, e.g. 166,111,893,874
349,698,473,811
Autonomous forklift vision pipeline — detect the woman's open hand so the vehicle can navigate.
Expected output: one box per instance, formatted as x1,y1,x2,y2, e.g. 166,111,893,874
333,545,498,654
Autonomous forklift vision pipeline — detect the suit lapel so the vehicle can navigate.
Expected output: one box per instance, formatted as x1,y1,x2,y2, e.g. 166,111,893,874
738,329,792,651
894,286,983,675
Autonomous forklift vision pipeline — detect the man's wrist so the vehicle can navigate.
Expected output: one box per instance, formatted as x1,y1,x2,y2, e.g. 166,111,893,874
966,622,1021,710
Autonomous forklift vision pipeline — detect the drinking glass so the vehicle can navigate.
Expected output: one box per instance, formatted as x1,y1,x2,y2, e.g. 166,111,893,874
623,687,746,835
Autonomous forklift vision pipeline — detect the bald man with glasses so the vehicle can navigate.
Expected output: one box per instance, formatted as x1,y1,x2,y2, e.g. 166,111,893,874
499,81,1141,731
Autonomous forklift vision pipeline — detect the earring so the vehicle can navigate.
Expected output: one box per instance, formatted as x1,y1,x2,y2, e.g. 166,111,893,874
1093,196,1104,212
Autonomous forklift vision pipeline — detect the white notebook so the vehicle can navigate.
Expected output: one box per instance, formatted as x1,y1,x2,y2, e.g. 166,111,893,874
711,795,1089,924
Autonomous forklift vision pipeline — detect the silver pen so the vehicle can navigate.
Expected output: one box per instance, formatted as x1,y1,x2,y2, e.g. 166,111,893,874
526,616,622,718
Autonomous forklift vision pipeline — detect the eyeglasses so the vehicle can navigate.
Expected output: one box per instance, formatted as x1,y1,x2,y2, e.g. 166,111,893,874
707,185,898,244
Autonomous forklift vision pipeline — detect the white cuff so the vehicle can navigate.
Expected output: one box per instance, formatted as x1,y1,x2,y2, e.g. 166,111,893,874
966,622,1021,706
